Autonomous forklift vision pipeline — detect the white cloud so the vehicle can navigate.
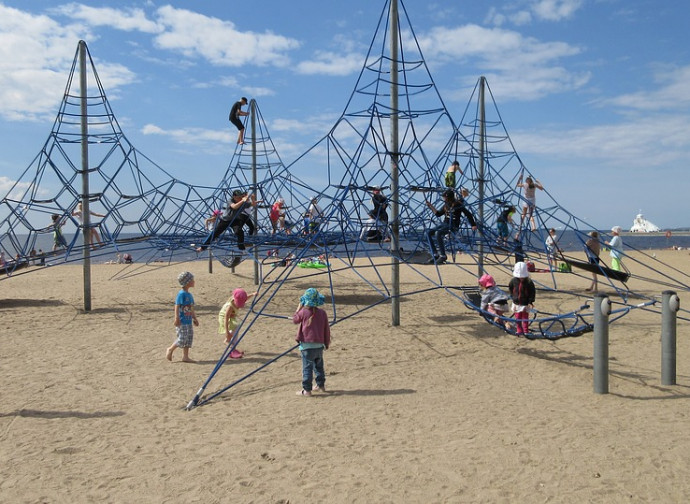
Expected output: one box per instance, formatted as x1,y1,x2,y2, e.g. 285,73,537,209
601,65,690,111
152,6,300,67
0,4,137,121
141,123,231,145
50,3,162,33
417,24,589,100
0,177,34,201
486,0,583,26
531,0,584,22
512,114,690,169
296,51,365,76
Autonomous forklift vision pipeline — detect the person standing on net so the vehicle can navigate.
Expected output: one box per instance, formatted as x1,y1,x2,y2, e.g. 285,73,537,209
229,97,249,145
293,288,331,397
508,261,536,336
424,188,477,264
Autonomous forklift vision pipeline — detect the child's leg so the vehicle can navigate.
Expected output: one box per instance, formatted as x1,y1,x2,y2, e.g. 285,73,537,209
515,312,526,335
301,349,316,392
166,342,178,361
521,312,530,334
181,347,194,363
314,349,326,389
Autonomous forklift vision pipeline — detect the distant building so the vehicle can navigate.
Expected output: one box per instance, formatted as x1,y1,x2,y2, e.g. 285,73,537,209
629,213,661,233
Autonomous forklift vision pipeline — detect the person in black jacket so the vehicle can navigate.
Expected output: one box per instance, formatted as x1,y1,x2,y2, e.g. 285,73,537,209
196,189,254,253
424,188,477,263
508,261,536,336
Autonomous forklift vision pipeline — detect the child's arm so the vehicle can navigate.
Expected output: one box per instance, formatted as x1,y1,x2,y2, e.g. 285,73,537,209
224,305,234,337
191,306,199,326
292,303,303,324
174,304,181,327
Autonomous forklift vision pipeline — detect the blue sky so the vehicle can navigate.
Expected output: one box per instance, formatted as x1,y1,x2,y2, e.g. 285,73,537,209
0,0,688,230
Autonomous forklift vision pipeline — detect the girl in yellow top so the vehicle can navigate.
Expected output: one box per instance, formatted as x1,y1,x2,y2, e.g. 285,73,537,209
218,288,257,359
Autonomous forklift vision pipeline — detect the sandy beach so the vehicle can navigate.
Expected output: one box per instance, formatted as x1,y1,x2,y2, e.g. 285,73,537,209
1,249,690,503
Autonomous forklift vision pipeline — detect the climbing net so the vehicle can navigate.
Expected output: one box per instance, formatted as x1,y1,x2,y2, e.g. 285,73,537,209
0,2,687,408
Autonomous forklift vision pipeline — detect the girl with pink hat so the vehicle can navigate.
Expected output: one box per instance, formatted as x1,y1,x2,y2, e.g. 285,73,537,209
218,287,257,359
478,273,511,329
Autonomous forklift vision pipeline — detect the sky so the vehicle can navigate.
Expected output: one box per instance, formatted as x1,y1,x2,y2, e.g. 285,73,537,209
0,0,689,230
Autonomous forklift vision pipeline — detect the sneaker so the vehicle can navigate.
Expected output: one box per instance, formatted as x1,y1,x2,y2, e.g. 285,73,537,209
438,255,447,263
296,389,312,397
229,349,243,359
314,384,326,392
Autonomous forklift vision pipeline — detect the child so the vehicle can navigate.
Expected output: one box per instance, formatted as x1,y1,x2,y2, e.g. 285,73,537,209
166,271,199,363
516,175,544,232
51,214,67,251
445,160,462,188
478,273,511,328
72,202,106,249
605,226,624,272
269,198,291,235
496,205,516,244
293,288,331,396
545,228,559,270
218,288,257,359
508,262,536,336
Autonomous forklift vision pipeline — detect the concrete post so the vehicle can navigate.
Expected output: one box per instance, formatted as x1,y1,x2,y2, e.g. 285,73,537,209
593,294,611,394
661,291,680,385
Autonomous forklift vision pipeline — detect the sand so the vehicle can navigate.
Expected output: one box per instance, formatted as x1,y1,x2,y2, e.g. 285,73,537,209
1,249,689,503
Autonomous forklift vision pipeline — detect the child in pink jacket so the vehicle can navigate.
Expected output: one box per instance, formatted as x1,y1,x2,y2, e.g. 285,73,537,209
293,288,331,397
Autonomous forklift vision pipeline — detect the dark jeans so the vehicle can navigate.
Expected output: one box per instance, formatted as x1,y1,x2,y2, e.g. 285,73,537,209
427,222,455,256
200,215,247,251
300,347,325,392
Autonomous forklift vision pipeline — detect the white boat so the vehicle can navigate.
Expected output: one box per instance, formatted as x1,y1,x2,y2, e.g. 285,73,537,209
629,212,661,233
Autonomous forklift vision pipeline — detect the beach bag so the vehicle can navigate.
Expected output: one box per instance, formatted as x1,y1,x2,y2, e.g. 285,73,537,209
558,262,571,273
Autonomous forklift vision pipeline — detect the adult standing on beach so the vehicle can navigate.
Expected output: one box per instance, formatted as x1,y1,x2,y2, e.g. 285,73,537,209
585,231,601,292
229,97,249,145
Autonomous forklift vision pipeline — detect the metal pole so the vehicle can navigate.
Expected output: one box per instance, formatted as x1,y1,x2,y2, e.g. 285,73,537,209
389,0,400,326
661,290,679,385
477,77,486,277
593,293,610,394
79,40,92,312
251,100,259,286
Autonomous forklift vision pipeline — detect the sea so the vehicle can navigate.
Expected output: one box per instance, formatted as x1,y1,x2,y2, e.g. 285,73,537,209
4,229,690,266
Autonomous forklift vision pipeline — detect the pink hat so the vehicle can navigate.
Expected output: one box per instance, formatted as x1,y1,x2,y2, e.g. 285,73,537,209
232,288,248,308
478,273,496,288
